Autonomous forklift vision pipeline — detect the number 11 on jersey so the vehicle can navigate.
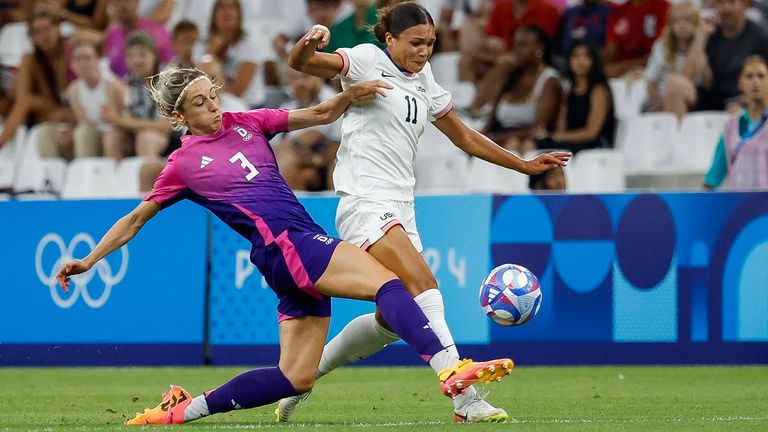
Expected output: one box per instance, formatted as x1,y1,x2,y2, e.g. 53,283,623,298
404,95,418,124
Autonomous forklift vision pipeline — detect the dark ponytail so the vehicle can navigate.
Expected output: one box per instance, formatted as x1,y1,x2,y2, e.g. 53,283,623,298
372,1,434,43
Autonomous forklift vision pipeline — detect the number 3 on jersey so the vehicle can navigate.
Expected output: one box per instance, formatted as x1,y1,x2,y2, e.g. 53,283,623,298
404,95,418,124
229,151,259,180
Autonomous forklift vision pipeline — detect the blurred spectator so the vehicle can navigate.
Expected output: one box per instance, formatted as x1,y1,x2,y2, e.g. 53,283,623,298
104,0,173,78
58,0,108,31
0,11,76,157
529,164,566,191
704,55,768,190
484,0,561,50
696,0,768,111
558,0,611,54
645,1,707,119
171,19,198,68
457,0,497,82
604,0,670,78
324,0,383,53
483,25,562,154
272,0,349,61
534,39,615,153
100,31,171,160
0,0,32,28
196,54,248,112
197,0,267,108
138,0,175,24
273,69,341,191
471,1,561,103
65,39,123,158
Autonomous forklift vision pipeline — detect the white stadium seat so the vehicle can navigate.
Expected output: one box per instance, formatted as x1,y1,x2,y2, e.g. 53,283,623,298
112,157,149,198
617,112,678,174
609,77,648,120
675,111,730,173
567,149,626,193
12,124,68,194
0,125,25,190
465,156,528,194
415,123,469,191
61,157,116,199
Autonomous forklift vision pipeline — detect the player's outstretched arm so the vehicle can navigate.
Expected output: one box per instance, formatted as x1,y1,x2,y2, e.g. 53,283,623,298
433,110,572,175
287,80,392,131
287,25,344,79
56,200,160,292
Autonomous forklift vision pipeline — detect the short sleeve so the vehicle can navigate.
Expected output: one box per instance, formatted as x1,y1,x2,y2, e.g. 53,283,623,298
143,152,188,208
703,136,728,188
425,64,453,121
335,43,379,81
225,109,290,138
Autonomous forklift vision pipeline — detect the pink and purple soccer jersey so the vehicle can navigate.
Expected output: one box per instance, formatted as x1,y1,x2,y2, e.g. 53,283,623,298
144,109,337,321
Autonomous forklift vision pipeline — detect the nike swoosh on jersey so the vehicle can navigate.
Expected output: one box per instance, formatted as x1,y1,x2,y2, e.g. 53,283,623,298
381,71,396,78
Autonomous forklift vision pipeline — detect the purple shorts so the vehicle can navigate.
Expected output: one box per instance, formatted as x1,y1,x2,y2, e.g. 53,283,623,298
261,230,340,322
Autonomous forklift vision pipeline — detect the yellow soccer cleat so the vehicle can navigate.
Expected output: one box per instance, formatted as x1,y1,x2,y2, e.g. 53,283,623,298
125,385,191,425
439,358,514,397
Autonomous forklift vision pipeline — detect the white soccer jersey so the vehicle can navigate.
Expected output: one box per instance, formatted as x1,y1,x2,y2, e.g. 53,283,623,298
334,43,452,201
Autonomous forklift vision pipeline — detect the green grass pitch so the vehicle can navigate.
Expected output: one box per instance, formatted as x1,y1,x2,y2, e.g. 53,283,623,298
1,366,766,431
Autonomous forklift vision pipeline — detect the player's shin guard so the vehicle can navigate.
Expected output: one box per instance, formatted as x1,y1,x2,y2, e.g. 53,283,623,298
374,279,446,362
205,367,299,414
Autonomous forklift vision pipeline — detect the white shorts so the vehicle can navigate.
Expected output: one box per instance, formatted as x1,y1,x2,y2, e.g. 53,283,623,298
335,194,423,253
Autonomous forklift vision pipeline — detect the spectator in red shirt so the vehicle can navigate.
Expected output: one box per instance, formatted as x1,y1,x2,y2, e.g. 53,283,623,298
485,0,562,50
604,0,670,77
470,0,562,105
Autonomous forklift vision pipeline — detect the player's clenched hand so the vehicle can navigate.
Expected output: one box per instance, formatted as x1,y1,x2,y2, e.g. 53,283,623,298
347,80,394,103
56,259,93,293
522,151,572,175
302,24,331,50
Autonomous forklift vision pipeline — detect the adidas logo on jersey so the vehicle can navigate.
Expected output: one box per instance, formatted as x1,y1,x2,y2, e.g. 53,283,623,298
200,156,214,168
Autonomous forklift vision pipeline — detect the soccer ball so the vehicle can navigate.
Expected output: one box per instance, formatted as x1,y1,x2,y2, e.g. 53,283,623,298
479,263,542,326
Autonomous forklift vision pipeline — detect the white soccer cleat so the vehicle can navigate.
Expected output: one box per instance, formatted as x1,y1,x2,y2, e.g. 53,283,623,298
275,390,311,422
454,393,510,423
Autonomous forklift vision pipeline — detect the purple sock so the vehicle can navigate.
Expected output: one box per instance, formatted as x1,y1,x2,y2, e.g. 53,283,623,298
375,279,446,362
204,367,299,414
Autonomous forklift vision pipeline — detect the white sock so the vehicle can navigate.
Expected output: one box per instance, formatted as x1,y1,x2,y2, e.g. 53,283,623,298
414,289,460,367
414,289,478,410
183,395,209,422
317,313,399,377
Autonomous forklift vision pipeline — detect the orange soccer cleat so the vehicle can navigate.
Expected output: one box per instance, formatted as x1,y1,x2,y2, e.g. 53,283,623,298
125,385,191,425
438,358,514,397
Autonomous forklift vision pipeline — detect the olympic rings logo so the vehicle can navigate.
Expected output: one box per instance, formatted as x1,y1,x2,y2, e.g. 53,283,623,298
35,233,129,309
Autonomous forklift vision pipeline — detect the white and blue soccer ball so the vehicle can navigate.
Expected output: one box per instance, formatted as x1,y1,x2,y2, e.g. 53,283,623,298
479,263,542,326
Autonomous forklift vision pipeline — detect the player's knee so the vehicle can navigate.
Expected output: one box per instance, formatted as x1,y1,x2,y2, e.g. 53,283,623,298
401,270,438,294
287,375,316,394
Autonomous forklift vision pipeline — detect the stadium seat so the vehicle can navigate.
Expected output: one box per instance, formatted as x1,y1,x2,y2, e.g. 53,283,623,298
465,156,529,194
415,123,469,191
61,157,116,199
429,52,461,86
429,52,476,109
675,111,730,173
0,125,25,190
609,77,648,120
567,149,625,193
617,112,678,174
12,124,67,194
111,157,149,198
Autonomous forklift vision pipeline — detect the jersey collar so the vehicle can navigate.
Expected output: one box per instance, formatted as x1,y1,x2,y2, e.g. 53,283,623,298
382,48,415,77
